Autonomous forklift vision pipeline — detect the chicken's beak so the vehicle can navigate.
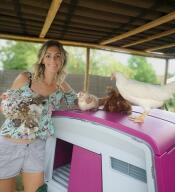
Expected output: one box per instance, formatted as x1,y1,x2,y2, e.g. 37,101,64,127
111,73,116,80
77,91,85,98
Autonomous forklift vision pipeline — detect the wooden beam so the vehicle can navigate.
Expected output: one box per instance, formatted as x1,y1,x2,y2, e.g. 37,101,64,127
39,0,62,38
123,28,175,48
100,11,175,45
0,33,48,43
60,42,174,59
146,42,175,52
0,33,174,59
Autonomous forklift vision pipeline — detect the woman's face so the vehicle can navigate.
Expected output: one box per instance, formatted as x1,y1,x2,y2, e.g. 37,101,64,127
42,46,62,74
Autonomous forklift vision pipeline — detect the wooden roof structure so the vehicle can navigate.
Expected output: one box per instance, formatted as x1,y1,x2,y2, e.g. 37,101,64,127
1,0,175,59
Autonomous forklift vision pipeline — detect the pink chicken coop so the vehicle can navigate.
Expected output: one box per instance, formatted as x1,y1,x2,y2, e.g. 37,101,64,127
44,106,175,192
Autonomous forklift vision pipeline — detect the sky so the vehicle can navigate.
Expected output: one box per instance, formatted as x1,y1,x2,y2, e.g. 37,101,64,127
0,39,175,76
115,53,175,75
96,50,175,76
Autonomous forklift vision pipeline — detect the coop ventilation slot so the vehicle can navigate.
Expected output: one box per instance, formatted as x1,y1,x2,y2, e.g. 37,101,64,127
111,157,147,183
52,164,71,189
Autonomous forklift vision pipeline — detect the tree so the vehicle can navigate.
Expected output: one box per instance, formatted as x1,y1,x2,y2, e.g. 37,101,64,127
128,56,158,84
90,49,132,77
64,47,131,76
64,46,85,74
0,41,40,70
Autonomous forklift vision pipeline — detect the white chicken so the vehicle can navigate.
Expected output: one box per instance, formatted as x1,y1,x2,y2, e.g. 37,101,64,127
111,72,175,123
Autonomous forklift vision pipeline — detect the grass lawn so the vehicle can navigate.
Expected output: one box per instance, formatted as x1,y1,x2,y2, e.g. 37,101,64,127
16,174,24,191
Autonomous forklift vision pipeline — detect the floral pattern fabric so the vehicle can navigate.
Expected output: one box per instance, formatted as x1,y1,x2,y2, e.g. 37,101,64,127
0,82,78,140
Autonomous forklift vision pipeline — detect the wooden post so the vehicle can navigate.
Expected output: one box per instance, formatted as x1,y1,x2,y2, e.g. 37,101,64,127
84,48,90,92
164,58,169,85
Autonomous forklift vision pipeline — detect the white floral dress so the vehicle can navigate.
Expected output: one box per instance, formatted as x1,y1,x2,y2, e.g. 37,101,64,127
0,81,78,140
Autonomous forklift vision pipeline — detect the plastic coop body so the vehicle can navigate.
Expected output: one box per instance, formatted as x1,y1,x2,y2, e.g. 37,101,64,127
44,106,175,192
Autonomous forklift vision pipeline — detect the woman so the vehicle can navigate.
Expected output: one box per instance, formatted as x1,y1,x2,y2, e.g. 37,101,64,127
0,40,82,192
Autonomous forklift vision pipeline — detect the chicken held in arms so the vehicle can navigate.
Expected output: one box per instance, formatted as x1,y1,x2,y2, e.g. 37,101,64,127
111,72,175,123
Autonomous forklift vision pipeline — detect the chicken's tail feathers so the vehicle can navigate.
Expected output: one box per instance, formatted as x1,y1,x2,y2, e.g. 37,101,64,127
166,81,175,94
111,72,116,80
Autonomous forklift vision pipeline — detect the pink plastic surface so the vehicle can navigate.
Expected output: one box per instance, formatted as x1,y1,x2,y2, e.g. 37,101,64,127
155,147,175,192
54,139,73,169
68,145,102,192
52,107,175,155
52,107,175,192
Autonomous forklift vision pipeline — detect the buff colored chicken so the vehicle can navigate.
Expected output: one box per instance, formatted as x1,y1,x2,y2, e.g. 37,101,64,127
111,72,175,123
77,91,99,111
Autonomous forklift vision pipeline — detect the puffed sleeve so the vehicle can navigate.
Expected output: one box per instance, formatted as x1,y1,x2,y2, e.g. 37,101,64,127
54,89,78,110
0,89,20,118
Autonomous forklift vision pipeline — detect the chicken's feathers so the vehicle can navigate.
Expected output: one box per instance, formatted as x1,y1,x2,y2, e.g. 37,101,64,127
116,73,175,102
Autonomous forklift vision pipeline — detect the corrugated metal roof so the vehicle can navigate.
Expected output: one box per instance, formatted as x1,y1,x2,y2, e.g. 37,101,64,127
1,0,175,58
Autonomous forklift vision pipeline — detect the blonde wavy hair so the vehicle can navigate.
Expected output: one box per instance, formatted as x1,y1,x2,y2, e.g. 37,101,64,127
33,40,67,85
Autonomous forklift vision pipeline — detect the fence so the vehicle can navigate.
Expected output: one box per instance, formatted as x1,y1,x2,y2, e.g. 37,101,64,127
0,70,115,126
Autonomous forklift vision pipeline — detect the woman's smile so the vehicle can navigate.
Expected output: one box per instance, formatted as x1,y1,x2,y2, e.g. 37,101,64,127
43,46,62,73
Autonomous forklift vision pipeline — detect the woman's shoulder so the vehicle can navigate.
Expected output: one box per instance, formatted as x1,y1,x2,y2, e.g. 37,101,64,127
11,71,31,89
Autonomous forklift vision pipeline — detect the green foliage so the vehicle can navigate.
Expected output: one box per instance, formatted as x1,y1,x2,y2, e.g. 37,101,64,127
64,48,132,77
64,46,85,74
16,174,24,191
164,94,175,112
128,56,158,84
0,40,40,70
90,49,132,77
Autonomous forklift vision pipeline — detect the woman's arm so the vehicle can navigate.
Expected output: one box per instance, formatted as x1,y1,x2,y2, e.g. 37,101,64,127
0,72,29,114
56,81,78,110
11,72,29,89
59,82,102,111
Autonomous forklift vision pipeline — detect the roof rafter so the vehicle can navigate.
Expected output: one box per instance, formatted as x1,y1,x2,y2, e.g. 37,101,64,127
0,33,174,59
122,28,175,48
146,42,175,52
39,0,62,38
100,10,175,45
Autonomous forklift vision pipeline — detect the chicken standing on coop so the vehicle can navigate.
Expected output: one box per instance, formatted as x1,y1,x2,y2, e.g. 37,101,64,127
111,72,175,123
